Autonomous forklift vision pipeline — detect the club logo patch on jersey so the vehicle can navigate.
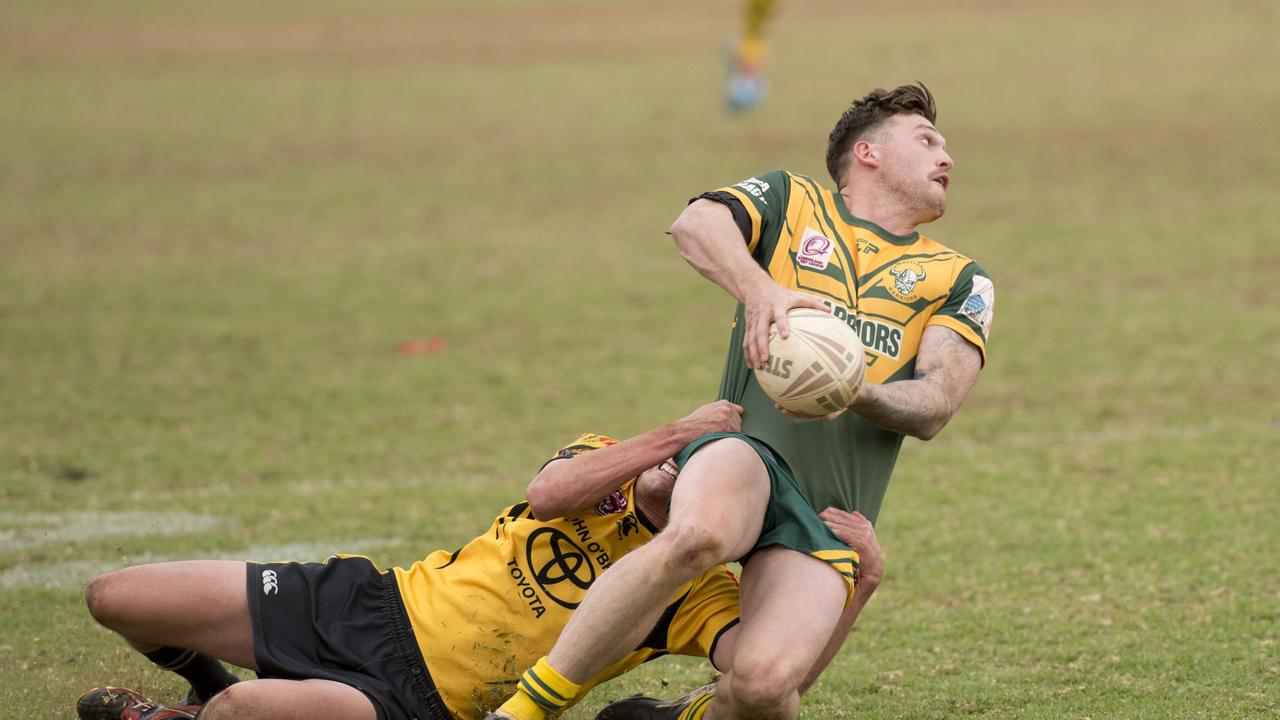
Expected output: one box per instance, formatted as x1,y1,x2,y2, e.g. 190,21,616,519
595,490,628,516
887,261,928,301
733,177,771,204
961,275,995,338
797,228,834,270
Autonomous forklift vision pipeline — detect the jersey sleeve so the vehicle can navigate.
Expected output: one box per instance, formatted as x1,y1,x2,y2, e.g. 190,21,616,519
694,170,791,257
663,566,741,667
927,261,995,365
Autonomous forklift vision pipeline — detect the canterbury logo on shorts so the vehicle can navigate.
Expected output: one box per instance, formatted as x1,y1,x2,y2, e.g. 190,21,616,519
261,569,279,596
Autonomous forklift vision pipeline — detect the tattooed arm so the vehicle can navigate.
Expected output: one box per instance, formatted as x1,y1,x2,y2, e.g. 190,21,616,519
846,325,983,440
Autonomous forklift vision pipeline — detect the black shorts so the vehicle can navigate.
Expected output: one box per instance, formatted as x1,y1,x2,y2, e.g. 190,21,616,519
246,555,454,720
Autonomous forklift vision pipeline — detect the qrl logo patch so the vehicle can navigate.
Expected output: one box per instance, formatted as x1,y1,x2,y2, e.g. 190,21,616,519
797,228,834,271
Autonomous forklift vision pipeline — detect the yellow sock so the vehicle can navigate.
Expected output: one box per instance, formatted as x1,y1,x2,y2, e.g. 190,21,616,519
496,657,582,720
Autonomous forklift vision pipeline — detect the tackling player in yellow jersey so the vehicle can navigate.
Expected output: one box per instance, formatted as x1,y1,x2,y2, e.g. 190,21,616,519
73,400,885,720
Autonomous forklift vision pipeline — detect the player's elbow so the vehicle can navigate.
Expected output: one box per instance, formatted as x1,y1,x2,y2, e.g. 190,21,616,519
524,482,565,521
525,469,576,521
911,406,957,441
912,424,942,441
670,213,697,254
911,420,946,441
669,201,717,252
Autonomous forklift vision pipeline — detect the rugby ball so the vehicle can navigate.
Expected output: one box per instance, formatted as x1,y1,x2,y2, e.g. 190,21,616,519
755,309,866,417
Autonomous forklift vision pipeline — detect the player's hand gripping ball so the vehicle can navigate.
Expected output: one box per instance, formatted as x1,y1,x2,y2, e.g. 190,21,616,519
755,309,866,418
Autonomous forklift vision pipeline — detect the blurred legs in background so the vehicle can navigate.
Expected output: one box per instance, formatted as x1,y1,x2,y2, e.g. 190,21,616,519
726,0,777,112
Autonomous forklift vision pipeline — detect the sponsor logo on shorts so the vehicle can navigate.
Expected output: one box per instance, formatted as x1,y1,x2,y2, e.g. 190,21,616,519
261,569,278,596
797,228,834,271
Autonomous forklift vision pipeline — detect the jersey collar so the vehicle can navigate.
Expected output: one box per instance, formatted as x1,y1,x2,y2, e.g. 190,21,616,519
833,200,920,246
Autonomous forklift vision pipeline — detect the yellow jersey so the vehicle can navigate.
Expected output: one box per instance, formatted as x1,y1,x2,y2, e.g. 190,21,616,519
393,434,741,720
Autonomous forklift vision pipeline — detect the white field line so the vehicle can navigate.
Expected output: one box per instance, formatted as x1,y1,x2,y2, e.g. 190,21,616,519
0,511,226,551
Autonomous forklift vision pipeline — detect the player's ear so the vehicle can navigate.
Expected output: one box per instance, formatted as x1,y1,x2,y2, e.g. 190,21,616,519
853,139,880,169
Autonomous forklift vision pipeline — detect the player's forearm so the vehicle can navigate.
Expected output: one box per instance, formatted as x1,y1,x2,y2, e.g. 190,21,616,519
849,326,982,439
847,377,953,440
525,420,695,520
671,200,772,304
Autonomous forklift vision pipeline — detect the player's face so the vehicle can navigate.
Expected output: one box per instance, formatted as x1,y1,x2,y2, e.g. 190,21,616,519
876,113,953,223
636,459,679,503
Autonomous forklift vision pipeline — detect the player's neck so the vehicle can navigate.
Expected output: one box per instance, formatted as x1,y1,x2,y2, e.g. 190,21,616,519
633,487,669,530
839,187,919,237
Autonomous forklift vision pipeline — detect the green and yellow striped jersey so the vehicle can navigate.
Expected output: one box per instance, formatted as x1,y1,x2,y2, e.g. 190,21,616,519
700,169,995,523
393,434,740,720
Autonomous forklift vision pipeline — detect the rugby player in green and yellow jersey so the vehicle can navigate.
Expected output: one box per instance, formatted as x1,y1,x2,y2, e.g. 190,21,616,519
492,84,992,720
74,401,884,720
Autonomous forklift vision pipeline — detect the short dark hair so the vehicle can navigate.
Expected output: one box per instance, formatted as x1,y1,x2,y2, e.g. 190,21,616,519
825,83,938,186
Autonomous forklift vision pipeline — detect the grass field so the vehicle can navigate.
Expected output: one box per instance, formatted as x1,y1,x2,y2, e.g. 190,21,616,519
2,0,1277,717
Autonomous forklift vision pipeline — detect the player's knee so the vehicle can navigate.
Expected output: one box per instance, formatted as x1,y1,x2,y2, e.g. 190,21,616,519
84,570,129,628
199,682,266,720
656,523,730,573
727,659,801,715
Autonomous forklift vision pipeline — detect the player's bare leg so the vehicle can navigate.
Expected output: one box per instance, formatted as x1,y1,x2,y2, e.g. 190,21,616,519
549,439,769,678
86,560,255,665
493,438,770,720
705,547,846,720
84,561,252,702
591,548,847,720
198,679,376,720
726,0,777,112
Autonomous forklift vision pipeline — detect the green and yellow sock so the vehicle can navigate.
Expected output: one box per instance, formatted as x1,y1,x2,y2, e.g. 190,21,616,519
678,687,715,720
496,657,582,720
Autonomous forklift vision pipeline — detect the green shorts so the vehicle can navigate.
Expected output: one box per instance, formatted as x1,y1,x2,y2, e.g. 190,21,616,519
675,432,859,602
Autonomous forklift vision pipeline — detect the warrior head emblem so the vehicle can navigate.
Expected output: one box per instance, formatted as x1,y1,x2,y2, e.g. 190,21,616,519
888,264,926,297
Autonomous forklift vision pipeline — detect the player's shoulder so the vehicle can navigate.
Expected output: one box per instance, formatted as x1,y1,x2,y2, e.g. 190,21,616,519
766,169,833,193
913,233,991,282
726,169,819,195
